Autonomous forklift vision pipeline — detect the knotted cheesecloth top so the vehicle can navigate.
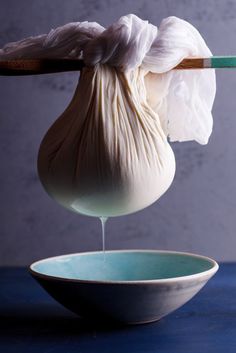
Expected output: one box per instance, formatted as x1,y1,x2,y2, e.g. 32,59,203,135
0,15,216,216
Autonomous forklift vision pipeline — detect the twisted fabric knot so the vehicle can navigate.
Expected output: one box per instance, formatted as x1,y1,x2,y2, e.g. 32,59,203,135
0,14,216,144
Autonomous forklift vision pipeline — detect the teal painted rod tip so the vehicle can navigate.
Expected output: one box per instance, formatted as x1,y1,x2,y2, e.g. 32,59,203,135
210,56,236,68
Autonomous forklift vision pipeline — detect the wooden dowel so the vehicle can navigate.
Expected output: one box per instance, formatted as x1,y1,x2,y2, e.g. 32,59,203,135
175,58,205,70
0,57,207,76
0,59,85,76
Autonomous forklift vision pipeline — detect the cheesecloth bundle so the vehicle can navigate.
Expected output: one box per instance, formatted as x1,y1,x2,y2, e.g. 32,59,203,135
0,14,216,216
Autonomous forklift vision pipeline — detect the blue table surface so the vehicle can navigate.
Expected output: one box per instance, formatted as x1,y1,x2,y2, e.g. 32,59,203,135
0,264,236,353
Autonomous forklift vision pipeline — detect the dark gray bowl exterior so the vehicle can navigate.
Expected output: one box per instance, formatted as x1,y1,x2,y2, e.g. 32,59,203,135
29,268,216,324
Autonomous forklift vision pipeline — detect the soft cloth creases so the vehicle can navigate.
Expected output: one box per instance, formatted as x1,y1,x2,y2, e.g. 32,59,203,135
0,15,216,216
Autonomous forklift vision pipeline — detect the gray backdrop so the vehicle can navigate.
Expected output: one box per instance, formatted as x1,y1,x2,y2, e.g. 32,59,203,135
0,0,236,265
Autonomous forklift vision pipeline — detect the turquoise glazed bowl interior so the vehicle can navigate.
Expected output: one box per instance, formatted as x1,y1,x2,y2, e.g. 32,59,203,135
31,250,216,282
30,250,218,324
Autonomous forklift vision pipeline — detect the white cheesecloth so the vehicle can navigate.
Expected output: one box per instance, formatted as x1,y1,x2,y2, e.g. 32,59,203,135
0,15,216,216
0,14,216,144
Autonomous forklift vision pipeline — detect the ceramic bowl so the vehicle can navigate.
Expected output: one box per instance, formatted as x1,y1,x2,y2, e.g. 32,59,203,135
29,250,218,324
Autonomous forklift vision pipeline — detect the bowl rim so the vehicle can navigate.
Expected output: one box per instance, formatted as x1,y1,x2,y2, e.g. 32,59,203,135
29,249,219,285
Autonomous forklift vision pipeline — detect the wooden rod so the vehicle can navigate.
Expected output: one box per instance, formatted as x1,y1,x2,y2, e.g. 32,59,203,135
0,59,85,76
0,57,222,76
